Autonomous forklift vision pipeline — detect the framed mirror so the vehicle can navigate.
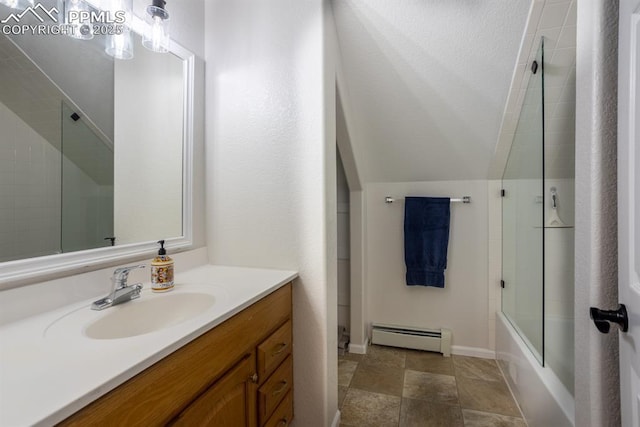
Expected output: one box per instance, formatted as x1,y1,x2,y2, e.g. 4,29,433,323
0,1,194,285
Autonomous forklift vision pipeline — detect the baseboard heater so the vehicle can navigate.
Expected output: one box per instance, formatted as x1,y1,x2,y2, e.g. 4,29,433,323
371,323,452,357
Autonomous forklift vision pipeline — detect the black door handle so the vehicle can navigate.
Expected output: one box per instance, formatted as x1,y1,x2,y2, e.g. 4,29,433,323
590,304,628,333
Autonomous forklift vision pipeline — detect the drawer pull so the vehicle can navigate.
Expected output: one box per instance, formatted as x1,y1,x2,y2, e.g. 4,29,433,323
272,342,288,355
277,418,288,426
273,380,288,396
250,373,258,383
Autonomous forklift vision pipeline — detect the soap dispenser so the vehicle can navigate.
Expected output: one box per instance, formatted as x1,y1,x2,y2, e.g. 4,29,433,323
151,240,174,292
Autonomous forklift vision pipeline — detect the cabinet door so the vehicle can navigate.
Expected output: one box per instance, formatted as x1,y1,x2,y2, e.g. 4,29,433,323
170,354,257,427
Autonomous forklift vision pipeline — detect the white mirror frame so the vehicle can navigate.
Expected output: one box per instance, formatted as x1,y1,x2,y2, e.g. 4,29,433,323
0,41,195,289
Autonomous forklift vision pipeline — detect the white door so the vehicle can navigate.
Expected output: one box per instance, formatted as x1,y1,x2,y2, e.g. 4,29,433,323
618,1,640,425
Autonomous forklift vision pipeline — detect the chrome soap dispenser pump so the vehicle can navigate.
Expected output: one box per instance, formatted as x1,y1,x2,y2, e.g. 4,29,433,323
151,240,175,292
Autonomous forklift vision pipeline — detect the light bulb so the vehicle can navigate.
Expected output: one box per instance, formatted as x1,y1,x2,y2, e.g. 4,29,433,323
150,15,164,51
142,3,169,53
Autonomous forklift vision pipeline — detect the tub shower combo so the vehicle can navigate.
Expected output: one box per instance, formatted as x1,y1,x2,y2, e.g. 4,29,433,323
498,38,576,427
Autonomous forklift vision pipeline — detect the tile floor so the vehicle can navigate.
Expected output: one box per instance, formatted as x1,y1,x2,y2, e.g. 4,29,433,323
338,345,527,427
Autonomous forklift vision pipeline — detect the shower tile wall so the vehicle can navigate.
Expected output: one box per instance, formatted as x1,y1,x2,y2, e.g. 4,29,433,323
0,101,61,261
490,0,576,179
0,34,64,261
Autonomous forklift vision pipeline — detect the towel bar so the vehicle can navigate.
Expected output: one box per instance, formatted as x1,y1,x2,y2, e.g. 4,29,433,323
384,196,471,204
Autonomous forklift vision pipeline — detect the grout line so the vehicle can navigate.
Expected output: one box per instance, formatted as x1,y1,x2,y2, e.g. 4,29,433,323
452,355,466,425
342,349,530,426
397,369,407,427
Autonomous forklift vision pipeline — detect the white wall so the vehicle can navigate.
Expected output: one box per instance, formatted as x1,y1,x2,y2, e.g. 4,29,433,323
163,0,206,250
0,101,61,262
113,44,183,245
205,0,336,425
574,0,620,425
365,180,494,355
333,0,531,183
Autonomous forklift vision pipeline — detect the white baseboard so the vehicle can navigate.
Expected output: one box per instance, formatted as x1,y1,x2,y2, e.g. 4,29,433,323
331,410,341,427
348,339,368,354
451,345,496,359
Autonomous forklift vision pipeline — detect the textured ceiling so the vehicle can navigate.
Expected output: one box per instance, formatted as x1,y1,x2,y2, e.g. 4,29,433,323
333,0,531,183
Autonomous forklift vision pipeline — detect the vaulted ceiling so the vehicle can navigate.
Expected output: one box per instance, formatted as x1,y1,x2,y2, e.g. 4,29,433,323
333,0,531,183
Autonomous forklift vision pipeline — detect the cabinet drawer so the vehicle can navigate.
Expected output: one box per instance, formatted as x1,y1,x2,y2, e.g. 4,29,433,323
263,391,293,427
258,320,292,380
258,355,293,424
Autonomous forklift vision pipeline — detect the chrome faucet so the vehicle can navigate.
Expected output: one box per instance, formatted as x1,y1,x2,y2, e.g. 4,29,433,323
91,265,145,311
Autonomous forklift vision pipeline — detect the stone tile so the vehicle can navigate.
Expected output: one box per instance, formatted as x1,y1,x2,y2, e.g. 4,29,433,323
339,359,359,387
457,377,521,417
340,388,401,427
462,409,527,426
399,397,464,427
362,344,407,369
402,369,459,405
405,350,454,376
340,352,365,362
350,362,405,396
452,356,503,382
338,386,348,409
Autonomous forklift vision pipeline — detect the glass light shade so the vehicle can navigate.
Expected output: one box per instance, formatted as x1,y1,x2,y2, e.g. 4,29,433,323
65,0,93,40
142,5,169,53
104,0,133,59
0,0,34,10
106,29,133,60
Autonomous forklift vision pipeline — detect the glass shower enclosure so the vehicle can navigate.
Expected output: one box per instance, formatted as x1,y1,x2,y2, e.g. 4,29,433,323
60,101,114,253
501,41,545,364
501,38,576,395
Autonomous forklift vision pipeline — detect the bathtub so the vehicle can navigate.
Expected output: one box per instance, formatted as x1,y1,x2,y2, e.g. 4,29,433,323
496,312,575,426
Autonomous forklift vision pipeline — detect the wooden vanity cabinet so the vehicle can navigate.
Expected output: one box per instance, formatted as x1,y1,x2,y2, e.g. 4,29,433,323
58,283,293,427
169,354,257,427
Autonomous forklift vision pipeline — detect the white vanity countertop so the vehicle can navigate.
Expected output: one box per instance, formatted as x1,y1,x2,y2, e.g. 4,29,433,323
0,265,297,427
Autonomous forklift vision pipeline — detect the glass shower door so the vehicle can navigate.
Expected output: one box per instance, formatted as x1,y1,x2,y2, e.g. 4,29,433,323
501,41,545,364
60,102,114,253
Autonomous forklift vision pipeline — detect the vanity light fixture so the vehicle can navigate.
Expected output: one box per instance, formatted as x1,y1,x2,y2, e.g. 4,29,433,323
0,0,33,10
142,0,169,53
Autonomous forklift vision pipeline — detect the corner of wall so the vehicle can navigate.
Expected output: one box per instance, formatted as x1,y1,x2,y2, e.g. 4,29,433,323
574,0,620,425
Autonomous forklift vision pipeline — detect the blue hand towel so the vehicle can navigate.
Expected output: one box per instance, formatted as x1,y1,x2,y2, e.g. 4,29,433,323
404,197,451,287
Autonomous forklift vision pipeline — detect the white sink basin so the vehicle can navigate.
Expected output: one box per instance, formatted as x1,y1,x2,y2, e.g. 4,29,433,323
85,293,216,339
44,286,225,340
